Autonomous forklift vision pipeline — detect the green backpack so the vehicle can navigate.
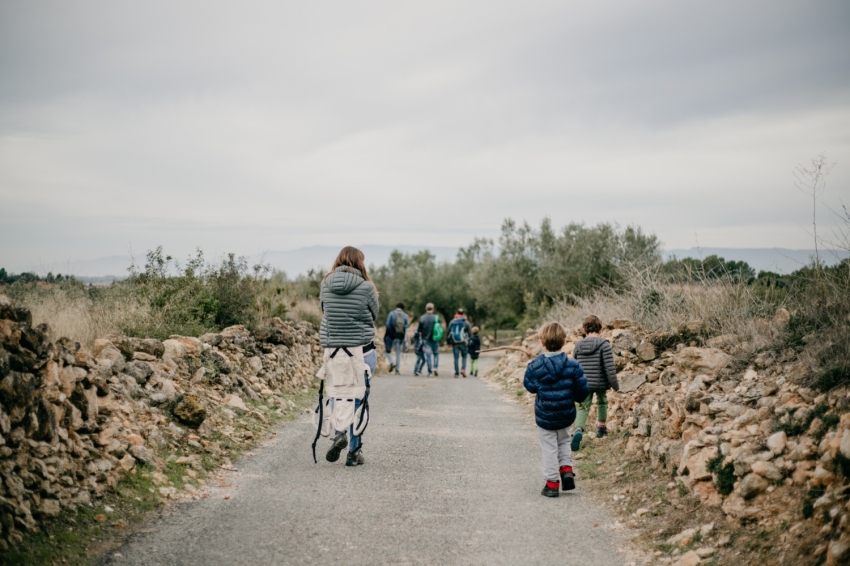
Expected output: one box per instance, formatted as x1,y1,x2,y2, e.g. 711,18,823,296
432,315,444,341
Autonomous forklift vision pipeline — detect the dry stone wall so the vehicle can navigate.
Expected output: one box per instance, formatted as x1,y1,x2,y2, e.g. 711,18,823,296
0,295,321,551
486,315,850,565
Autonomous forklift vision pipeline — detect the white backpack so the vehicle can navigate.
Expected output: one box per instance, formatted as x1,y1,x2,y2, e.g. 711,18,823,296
311,346,371,462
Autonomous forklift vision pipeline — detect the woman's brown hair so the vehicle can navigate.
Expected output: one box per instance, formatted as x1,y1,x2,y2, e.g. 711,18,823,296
326,246,371,282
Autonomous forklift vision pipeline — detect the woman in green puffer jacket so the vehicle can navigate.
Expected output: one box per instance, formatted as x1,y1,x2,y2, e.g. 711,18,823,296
319,246,379,466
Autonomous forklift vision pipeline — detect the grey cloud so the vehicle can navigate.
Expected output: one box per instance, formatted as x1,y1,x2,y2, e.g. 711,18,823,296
1,0,849,273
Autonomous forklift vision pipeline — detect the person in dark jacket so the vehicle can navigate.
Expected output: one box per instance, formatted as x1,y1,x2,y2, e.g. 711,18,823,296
319,246,378,467
468,326,481,376
571,315,619,452
416,303,441,376
524,322,589,498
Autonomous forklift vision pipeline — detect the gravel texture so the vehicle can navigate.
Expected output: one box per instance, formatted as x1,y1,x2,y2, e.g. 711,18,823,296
104,353,625,565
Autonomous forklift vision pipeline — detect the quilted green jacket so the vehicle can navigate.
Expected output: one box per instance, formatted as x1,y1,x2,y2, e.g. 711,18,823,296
319,266,378,347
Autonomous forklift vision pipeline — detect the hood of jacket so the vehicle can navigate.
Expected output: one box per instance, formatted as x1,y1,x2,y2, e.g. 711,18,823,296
573,336,607,356
325,267,365,295
536,353,570,386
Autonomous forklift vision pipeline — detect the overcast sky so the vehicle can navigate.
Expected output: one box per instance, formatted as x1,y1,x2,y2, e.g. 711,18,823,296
1,0,849,274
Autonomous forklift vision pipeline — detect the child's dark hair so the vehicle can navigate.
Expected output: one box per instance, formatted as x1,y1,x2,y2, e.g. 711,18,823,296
582,315,602,335
539,322,566,352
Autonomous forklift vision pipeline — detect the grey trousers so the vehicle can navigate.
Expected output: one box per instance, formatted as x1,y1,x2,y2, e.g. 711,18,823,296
538,427,574,482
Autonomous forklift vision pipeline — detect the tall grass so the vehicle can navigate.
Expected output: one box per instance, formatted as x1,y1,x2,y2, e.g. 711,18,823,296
548,262,780,343
2,248,325,344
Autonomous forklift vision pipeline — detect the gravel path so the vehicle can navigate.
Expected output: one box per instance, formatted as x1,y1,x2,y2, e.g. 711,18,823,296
104,353,626,565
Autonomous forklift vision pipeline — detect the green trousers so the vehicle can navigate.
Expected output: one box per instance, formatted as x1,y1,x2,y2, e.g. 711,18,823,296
470,358,479,373
574,390,608,431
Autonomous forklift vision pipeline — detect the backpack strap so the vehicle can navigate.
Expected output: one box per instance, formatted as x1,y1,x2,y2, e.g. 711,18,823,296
329,347,353,358
311,379,325,464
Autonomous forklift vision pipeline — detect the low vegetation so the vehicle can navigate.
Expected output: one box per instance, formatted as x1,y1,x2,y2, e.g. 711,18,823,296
1,247,323,344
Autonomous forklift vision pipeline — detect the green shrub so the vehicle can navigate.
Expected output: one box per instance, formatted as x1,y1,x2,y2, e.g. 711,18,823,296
707,448,736,496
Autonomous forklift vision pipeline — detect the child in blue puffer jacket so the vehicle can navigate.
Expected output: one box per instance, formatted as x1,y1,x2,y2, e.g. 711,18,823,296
524,322,590,498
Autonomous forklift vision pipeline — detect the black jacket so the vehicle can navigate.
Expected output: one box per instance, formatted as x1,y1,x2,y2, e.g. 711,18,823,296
573,337,619,392
468,336,481,359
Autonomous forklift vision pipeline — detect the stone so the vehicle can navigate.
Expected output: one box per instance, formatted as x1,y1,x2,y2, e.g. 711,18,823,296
611,330,638,352
36,498,62,518
686,447,715,481
125,433,145,446
635,507,649,517
742,368,758,381
667,527,698,546
149,393,168,405
248,356,263,374
95,344,126,371
133,352,157,362
619,373,646,393
750,461,782,482
80,386,98,420
60,366,85,396
767,431,787,455
118,454,136,472
172,394,207,428
792,460,815,483
786,362,811,383
200,332,223,346
674,551,701,566
97,428,114,446
190,367,206,384
166,336,202,357
695,547,715,559
674,347,731,378
692,480,722,507
839,429,850,460
739,473,768,499
162,339,187,359
225,395,248,411
827,538,850,566
635,341,656,361
129,445,153,464
722,492,761,520
812,466,835,487
125,361,154,385
220,325,250,339
158,379,177,400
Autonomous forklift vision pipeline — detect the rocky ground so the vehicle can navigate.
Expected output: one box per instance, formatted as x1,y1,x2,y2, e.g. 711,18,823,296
0,294,322,560
484,315,850,566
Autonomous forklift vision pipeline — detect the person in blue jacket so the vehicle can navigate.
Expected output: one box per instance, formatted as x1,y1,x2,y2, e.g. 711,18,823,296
524,321,590,498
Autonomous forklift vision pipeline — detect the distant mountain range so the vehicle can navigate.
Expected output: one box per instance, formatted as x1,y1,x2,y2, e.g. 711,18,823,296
12,246,848,283
662,248,849,274
46,245,464,282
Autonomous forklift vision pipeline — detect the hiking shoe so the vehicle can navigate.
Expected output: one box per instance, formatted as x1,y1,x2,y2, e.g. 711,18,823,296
345,450,364,466
460,370,467,377
434,370,439,377
541,481,560,498
597,426,608,438
454,374,459,379
388,363,395,373
414,372,421,376
326,433,348,462
395,370,400,375
571,429,583,452
560,467,576,491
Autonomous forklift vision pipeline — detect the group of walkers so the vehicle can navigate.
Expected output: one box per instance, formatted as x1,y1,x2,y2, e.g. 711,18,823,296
386,303,482,378
315,246,620,502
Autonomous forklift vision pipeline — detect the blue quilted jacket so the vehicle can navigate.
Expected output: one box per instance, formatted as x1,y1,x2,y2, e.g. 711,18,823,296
523,353,590,430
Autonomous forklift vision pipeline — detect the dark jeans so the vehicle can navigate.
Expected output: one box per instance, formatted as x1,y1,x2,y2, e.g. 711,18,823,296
452,343,468,375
